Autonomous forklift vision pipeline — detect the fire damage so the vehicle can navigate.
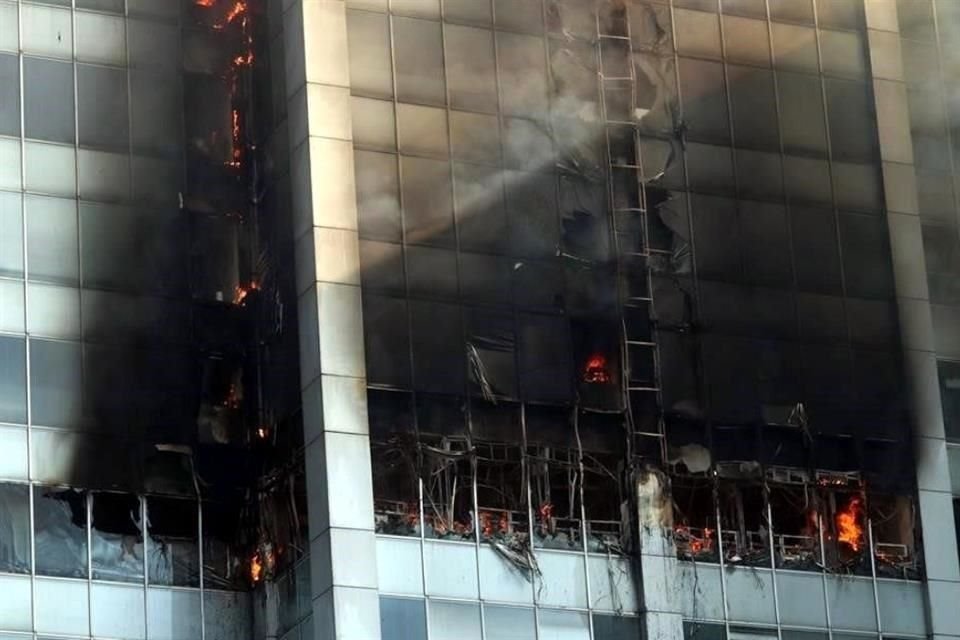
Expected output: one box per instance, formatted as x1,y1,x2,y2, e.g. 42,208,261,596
0,0,309,594
364,0,922,598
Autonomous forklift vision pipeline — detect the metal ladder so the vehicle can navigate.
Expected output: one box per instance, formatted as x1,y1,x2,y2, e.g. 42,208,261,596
595,1,667,463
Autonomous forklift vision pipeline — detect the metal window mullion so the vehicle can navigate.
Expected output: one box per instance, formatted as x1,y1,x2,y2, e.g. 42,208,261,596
17,0,38,630
664,0,713,454
385,0,424,541
810,0,854,358
761,0,805,341
928,0,960,230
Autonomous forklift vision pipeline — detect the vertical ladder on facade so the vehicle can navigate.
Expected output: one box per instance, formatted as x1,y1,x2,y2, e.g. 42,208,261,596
595,2,667,462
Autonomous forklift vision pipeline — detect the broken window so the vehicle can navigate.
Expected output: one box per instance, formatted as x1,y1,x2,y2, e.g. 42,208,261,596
370,390,420,537
672,477,717,562
582,432,628,552
0,483,29,573
869,492,919,579
717,481,768,566
147,496,200,587
91,492,144,583
419,395,474,540
768,480,820,571
203,499,248,589
819,484,869,574
475,442,528,546
527,406,582,551
34,487,88,578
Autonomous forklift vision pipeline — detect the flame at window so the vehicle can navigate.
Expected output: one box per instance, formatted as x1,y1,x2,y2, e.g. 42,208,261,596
836,496,864,552
583,353,612,384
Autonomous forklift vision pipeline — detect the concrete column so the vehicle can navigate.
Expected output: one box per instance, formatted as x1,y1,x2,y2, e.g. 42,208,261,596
865,2,960,638
283,1,381,638
637,471,684,640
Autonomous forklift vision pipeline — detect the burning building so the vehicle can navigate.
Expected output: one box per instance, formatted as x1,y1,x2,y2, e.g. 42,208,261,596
2,0,960,640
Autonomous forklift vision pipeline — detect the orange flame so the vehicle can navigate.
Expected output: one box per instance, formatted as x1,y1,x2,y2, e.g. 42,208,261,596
836,496,864,552
233,281,258,305
195,0,216,7
256,426,269,439
250,553,263,583
583,353,611,383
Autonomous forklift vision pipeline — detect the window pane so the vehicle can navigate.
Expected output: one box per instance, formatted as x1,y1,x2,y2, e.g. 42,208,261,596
0,279,24,334
825,79,877,162
791,206,841,294
485,606,536,640
728,65,778,150
22,4,73,59
30,338,83,429
428,601,481,640
0,483,29,573
78,64,129,149
451,111,500,165
0,54,19,136
92,493,144,583
392,0,439,19
0,336,25,424
497,32,548,118
351,97,396,150
26,195,79,285
397,103,448,157
27,283,80,339
394,17,445,105
771,23,819,73
77,0,125,12
723,16,771,67
0,191,23,277
445,0,491,24
770,0,814,24
740,201,792,287
147,497,199,587
401,156,454,247
674,8,721,58
406,246,457,298
445,24,497,112
454,162,507,253
593,614,642,640
355,150,402,242
411,301,464,394
678,58,728,143
820,30,867,79
346,10,393,98
840,213,893,298
691,194,740,281
495,0,543,35
34,487,88,578
23,57,75,144
75,11,125,65
941,360,960,442
380,597,427,640
131,70,183,157
0,1,16,53
539,610,590,640
816,0,864,30
363,295,411,387
899,0,936,42
783,155,832,206
24,142,77,197
360,240,405,293
777,71,826,155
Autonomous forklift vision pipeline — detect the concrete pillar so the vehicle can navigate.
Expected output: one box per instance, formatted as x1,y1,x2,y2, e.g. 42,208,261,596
865,2,960,638
283,1,381,638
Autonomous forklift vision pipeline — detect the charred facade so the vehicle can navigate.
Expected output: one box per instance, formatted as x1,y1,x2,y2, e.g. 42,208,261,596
3,1,960,640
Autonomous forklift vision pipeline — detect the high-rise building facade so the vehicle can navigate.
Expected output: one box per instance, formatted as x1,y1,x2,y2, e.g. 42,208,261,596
3,1,960,640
